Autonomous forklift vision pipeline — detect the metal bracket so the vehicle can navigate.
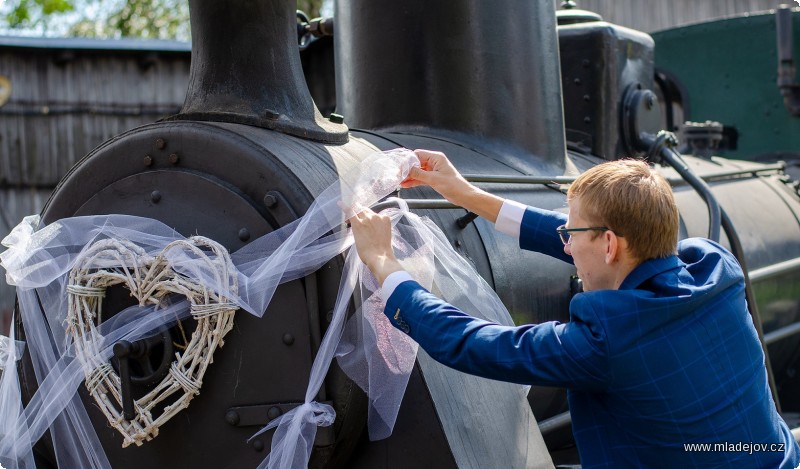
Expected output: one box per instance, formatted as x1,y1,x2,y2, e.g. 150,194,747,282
225,401,335,446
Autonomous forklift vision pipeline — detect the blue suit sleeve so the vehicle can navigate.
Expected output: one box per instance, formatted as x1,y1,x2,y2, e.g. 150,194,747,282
385,280,610,391
519,206,573,264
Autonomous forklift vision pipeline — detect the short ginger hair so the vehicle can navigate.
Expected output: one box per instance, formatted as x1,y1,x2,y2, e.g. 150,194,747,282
567,159,679,261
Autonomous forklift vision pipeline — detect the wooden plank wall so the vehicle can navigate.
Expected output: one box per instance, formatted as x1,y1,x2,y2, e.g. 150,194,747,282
571,0,783,32
0,42,190,333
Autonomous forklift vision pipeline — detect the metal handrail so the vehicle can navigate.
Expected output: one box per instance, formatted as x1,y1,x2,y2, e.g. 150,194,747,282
750,257,800,283
538,411,572,436
460,163,785,187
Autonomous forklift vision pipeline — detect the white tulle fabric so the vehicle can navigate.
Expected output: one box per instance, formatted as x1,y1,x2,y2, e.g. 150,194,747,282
0,149,524,469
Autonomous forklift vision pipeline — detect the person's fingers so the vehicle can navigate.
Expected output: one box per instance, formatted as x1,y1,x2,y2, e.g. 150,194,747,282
406,166,430,182
345,201,367,218
347,206,370,227
400,179,425,189
337,199,354,216
352,208,369,223
402,161,441,187
413,149,432,165
414,149,444,158
414,149,444,169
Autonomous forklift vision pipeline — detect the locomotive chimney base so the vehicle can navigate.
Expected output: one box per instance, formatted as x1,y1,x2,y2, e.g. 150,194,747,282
169,0,348,144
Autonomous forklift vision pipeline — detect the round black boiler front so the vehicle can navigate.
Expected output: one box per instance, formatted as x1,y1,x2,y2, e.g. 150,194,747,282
28,121,376,468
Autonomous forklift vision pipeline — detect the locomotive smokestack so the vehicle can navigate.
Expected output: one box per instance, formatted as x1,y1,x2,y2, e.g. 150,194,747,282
335,0,567,169
176,0,347,144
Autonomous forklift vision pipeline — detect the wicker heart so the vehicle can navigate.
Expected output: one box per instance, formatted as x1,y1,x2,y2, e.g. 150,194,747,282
65,236,237,448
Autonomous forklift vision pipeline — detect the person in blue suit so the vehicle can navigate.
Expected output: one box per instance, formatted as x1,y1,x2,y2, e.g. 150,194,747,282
349,149,800,468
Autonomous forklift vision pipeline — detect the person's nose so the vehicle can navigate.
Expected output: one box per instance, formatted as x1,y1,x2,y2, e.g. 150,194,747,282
563,241,572,256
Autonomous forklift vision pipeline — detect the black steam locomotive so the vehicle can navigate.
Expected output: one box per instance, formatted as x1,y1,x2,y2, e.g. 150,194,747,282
13,1,800,467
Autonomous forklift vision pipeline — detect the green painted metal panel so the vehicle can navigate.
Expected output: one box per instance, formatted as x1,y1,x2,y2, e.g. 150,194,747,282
652,10,800,161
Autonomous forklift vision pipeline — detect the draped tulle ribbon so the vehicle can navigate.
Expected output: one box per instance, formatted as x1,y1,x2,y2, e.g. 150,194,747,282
0,148,524,469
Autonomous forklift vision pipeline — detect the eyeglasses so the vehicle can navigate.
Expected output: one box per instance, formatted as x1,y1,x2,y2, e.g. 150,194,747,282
556,224,621,245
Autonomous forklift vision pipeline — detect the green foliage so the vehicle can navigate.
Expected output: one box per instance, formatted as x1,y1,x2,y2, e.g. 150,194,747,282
69,0,190,40
41,0,74,15
1,0,329,39
5,0,74,29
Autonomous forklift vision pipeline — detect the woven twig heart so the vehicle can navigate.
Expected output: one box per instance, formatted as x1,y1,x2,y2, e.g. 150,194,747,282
65,236,237,448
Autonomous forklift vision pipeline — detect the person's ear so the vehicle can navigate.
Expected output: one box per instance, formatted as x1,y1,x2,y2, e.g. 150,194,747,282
604,231,619,265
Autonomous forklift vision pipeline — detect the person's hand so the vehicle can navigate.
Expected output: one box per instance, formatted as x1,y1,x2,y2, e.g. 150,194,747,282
349,208,404,285
401,150,474,206
403,149,504,223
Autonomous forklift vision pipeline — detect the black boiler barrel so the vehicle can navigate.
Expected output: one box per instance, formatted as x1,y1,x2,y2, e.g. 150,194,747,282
335,0,567,169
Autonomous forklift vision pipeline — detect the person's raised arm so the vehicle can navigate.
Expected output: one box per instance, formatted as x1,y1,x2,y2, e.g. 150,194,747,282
404,149,571,262
403,150,504,223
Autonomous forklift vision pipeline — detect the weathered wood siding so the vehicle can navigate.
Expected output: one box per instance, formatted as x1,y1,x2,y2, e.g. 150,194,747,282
0,38,191,332
572,0,783,32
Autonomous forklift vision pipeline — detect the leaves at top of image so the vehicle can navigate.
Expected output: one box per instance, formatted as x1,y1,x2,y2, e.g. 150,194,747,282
1,0,328,40
70,0,189,40
6,0,74,29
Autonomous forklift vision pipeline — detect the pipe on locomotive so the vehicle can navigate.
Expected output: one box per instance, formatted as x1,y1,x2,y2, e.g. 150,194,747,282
645,131,721,242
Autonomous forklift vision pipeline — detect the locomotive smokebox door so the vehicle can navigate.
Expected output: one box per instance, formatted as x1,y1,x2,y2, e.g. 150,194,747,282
32,121,372,468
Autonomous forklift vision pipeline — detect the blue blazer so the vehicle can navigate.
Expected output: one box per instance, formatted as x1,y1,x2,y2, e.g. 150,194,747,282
384,206,800,468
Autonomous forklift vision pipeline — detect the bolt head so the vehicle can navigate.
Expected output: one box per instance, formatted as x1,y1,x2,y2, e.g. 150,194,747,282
225,410,240,426
144,155,153,166
267,406,282,420
282,333,295,345
645,94,656,110
155,138,166,150
263,192,279,208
